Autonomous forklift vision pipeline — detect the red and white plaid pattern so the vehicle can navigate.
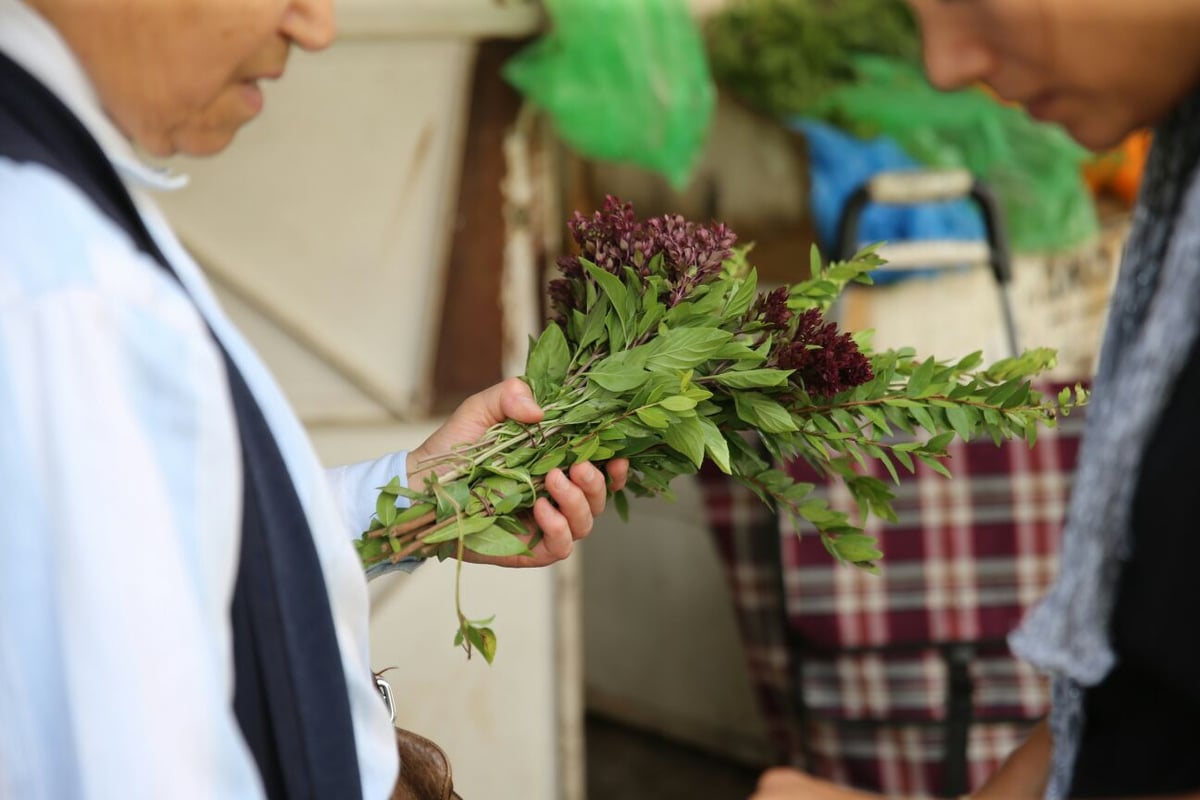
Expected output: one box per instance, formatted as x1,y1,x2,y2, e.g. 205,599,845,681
804,718,1028,796
699,383,1088,797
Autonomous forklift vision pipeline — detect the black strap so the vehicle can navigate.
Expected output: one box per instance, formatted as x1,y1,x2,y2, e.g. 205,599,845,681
941,643,975,799
0,51,363,799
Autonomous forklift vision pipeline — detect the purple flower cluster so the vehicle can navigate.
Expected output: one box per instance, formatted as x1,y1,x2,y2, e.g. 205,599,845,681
751,286,793,331
773,309,873,398
548,196,736,319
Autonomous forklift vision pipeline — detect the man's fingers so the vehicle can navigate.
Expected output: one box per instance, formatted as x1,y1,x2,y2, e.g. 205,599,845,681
531,496,574,560
568,461,608,516
605,458,630,492
546,468,594,539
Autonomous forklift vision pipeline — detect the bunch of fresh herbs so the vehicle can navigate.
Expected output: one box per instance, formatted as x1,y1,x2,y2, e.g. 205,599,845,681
356,197,1085,662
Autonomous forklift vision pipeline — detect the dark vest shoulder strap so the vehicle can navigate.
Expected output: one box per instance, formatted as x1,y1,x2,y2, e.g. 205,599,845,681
0,50,364,800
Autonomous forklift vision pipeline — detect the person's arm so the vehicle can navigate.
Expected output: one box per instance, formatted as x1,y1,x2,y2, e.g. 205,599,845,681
750,721,1051,800
328,378,628,577
325,450,423,579
751,719,1200,800
0,202,265,797
0,305,263,798
971,718,1051,800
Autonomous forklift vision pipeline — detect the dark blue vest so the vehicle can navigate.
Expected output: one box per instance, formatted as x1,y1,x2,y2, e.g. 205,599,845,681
0,51,363,799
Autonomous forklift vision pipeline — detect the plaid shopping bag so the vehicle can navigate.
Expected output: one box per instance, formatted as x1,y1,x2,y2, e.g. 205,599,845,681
700,382,1087,798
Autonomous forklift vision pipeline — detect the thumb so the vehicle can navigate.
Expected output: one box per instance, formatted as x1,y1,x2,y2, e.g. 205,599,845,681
478,377,543,425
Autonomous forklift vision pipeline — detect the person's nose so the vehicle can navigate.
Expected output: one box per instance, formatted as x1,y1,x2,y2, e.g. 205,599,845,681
282,0,336,52
919,17,994,92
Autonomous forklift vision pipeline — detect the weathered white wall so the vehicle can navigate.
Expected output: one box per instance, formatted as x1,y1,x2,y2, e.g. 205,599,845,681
583,480,773,766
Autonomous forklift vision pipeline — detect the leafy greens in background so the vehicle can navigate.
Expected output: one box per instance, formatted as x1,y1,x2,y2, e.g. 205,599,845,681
705,0,920,120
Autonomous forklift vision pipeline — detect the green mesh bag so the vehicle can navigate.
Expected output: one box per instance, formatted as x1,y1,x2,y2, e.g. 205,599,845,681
817,57,1098,253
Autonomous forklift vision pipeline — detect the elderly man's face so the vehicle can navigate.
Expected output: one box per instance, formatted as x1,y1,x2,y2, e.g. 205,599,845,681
31,0,335,156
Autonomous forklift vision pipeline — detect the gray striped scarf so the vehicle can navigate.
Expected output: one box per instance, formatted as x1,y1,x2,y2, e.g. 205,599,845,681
1009,93,1200,798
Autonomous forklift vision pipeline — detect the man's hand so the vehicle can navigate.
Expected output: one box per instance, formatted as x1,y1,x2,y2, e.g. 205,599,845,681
751,769,882,800
408,378,629,568
750,719,1053,800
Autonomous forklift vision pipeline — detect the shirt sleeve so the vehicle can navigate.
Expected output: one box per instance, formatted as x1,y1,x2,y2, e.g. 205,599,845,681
325,451,425,578
0,174,267,800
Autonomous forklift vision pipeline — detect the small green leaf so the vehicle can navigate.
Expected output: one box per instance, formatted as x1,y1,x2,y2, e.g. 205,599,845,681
476,627,497,664
483,464,538,496
711,369,793,389
725,269,759,318
638,292,665,338
375,492,398,527
613,489,630,522
945,405,973,441
434,480,472,518
588,348,651,392
465,624,496,663
644,328,734,371
525,323,570,392
463,526,532,557
502,447,538,469
918,453,953,479
955,351,984,371
833,534,884,563
572,436,600,463
577,296,610,350
711,341,762,361
696,417,732,475
662,416,706,468
529,450,567,475
636,406,671,429
423,514,502,544
733,392,798,433
906,357,936,398
582,260,631,340
559,403,601,426
910,403,937,433
660,395,698,412
860,405,890,435
926,431,955,452
355,535,389,566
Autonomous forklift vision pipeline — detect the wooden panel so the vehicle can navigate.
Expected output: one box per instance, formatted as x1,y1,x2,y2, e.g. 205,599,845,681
432,40,528,412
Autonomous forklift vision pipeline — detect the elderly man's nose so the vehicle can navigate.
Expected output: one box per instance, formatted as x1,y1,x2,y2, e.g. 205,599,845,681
283,0,336,52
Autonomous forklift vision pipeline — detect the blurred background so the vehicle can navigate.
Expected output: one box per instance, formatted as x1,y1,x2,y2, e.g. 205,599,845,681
154,0,1137,797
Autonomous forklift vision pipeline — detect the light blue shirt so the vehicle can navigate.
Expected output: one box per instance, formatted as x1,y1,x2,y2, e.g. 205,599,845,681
0,2,416,797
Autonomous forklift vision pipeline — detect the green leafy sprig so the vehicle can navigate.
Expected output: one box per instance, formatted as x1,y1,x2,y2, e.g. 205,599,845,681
355,198,1086,661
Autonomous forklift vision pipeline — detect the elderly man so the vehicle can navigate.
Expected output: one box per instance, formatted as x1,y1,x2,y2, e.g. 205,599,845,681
0,1,626,798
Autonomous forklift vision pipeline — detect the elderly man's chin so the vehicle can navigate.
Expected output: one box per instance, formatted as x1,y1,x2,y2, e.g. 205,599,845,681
139,91,265,158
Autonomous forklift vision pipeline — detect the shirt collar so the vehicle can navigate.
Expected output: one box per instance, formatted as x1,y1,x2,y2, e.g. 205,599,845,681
0,0,188,192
